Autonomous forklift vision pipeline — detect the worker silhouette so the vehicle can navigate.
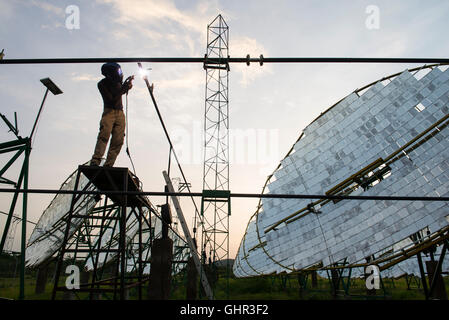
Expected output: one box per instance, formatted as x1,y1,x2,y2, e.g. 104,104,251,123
90,62,133,167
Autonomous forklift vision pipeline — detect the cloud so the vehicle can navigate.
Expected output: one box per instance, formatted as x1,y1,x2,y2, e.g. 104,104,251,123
157,69,203,89
98,0,216,33
40,22,64,30
94,0,271,88
96,0,227,55
30,0,64,16
70,72,102,82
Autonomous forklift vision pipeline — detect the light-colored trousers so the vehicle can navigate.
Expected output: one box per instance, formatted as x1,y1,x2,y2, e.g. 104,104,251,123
91,108,125,167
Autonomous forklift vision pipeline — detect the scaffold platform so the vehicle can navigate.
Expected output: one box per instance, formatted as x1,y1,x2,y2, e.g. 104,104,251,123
78,165,150,208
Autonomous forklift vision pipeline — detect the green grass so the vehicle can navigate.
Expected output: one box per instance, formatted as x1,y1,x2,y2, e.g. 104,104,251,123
1,271,448,300
0,276,51,300
170,270,448,300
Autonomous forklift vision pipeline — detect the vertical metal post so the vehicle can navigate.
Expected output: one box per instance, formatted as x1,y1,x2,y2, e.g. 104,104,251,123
120,170,128,300
416,251,429,300
18,141,30,300
379,271,387,299
342,266,352,295
52,168,82,300
90,196,108,299
113,208,120,300
138,206,143,300
428,240,448,299
163,171,214,300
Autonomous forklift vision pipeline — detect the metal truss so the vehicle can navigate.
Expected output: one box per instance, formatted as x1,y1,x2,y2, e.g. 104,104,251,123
50,165,190,300
201,15,231,294
0,134,30,300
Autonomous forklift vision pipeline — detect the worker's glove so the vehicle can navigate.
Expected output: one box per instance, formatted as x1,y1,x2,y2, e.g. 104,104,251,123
123,75,134,92
125,81,133,91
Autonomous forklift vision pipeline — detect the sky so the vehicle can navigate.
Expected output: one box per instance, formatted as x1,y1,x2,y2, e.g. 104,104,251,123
1,0,449,258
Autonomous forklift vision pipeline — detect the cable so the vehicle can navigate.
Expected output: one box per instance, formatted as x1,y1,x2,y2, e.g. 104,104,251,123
0,210,37,225
124,92,137,177
314,213,334,266
137,63,205,242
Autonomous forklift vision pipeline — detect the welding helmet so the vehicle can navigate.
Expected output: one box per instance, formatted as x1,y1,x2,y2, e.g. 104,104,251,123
101,62,123,83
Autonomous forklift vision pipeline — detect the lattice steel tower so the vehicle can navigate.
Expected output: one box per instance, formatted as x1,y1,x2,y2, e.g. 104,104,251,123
201,15,230,275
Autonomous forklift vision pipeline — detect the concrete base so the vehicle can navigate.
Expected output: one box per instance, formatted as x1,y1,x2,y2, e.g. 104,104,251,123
311,270,318,288
426,260,448,300
330,269,339,297
125,288,130,300
297,272,306,299
200,264,218,298
80,270,90,286
147,238,173,300
35,264,49,294
186,256,198,300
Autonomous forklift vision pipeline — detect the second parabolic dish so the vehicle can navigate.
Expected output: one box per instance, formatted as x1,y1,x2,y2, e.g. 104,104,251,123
234,65,449,277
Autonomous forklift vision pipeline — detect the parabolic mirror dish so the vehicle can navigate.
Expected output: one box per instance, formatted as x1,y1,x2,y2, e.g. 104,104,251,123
26,162,100,268
234,65,449,278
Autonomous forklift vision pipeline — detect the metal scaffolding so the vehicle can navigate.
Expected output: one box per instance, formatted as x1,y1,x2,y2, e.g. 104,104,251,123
51,165,152,300
200,15,231,295
0,137,30,300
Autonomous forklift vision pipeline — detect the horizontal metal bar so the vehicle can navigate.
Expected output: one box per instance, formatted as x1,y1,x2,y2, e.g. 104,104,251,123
124,277,151,290
0,187,448,201
55,287,115,292
0,138,29,150
203,198,229,203
71,214,119,220
62,249,120,253
0,145,26,155
1,57,449,65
